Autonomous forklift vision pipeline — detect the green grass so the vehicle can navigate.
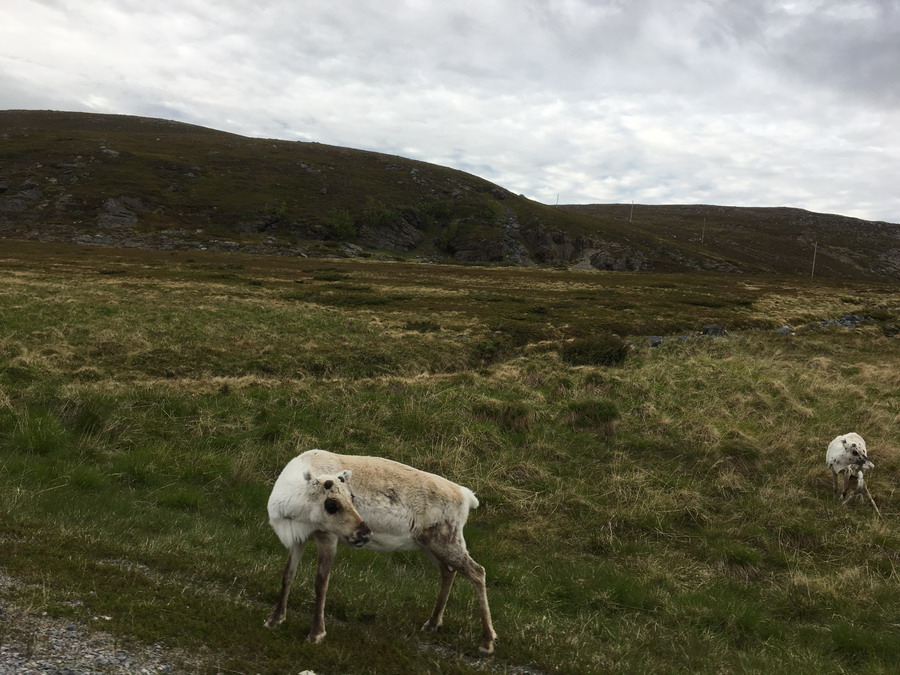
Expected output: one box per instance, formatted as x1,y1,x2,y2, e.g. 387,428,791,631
1,240,899,673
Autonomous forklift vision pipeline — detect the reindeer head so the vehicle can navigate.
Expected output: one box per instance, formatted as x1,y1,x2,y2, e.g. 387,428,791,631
305,470,372,548
842,437,873,470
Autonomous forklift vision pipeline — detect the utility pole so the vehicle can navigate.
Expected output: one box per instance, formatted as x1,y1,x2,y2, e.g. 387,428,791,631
629,200,634,223
811,241,818,279
701,217,706,244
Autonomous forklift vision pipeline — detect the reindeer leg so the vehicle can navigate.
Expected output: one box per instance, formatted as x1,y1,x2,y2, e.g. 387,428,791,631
419,523,497,656
265,542,305,628
423,551,456,632
456,553,497,657
861,484,882,517
309,532,338,644
426,541,496,657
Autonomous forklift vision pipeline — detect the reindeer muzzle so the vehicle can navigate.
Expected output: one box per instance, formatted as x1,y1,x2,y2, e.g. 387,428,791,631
348,523,372,548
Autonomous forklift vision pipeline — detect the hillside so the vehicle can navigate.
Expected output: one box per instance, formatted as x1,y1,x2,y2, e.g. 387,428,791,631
2,109,899,279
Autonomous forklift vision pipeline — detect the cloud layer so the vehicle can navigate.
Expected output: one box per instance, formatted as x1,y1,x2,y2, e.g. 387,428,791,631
3,0,899,222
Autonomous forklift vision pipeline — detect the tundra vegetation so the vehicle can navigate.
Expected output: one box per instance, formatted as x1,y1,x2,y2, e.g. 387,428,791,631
1,239,899,674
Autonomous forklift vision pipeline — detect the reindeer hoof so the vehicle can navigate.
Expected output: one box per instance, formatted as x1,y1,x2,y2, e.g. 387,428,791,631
422,621,442,632
264,615,283,629
478,633,497,657
308,630,326,644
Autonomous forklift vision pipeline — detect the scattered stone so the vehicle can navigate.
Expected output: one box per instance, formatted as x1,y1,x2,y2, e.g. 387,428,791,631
341,243,365,257
805,314,877,331
700,324,729,336
0,569,202,673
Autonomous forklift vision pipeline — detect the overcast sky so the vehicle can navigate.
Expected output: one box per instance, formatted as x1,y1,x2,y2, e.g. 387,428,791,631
2,0,898,223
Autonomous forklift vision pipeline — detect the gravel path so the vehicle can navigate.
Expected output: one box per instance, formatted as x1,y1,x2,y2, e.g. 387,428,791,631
0,571,199,674
1,569,535,674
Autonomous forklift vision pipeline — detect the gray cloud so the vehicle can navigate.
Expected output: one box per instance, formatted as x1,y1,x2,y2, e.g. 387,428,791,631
2,0,898,222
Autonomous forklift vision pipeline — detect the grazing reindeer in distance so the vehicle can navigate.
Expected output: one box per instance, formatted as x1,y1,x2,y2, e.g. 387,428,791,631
264,449,497,656
826,432,880,515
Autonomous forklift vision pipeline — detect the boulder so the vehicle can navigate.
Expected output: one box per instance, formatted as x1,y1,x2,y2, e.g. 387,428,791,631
98,196,142,228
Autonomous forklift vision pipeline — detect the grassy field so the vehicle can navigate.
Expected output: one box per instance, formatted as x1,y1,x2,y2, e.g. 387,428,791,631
1,239,899,674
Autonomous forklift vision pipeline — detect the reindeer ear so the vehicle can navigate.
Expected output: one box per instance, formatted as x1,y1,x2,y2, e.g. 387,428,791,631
338,470,352,483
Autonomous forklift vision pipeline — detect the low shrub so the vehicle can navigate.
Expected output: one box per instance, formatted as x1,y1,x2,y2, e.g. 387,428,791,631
471,397,536,432
311,272,351,282
567,399,619,436
404,319,441,332
866,308,894,322
560,335,630,366
7,410,72,456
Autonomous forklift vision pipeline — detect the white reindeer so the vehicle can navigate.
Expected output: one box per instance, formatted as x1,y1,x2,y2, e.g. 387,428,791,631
826,433,879,513
264,449,497,656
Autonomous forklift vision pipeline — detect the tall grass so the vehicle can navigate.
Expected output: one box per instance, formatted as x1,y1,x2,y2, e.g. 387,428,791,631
1,241,899,673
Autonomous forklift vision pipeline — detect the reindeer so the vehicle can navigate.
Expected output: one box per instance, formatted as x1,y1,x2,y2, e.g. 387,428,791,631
826,433,879,514
264,449,497,656
841,464,881,516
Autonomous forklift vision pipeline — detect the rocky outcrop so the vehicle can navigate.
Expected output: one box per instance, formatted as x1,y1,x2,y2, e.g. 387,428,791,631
523,226,577,264
98,197,142,227
0,180,44,213
450,238,506,263
444,211,534,264
526,224,646,271
580,245,646,271
498,210,534,265
358,217,423,251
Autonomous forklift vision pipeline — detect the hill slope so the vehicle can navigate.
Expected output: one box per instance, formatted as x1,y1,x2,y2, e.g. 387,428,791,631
1,109,899,279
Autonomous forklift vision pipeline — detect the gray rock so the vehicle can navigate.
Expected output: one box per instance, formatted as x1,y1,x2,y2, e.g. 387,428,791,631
98,196,142,228
0,197,31,212
358,217,423,251
0,181,44,212
525,227,576,264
